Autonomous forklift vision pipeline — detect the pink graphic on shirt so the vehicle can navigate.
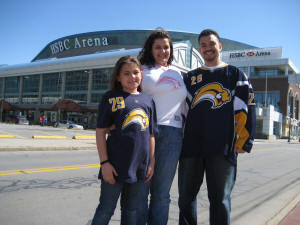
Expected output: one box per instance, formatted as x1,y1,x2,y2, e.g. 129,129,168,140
156,76,182,90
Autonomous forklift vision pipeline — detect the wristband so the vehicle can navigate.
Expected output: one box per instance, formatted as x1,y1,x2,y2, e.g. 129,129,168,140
100,160,110,166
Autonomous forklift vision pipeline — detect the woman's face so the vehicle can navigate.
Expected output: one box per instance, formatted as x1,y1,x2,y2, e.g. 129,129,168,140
151,38,171,66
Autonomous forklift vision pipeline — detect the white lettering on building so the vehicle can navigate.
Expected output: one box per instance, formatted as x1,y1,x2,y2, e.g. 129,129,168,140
50,36,109,55
222,47,282,62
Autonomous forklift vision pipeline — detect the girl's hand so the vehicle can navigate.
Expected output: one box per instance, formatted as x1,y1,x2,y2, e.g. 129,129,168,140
144,158,155,183
101,163,118,184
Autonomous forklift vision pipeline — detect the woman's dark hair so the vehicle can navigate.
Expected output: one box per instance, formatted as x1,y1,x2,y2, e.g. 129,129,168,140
138,29,173,67
198,29,221,43
110,55,142,92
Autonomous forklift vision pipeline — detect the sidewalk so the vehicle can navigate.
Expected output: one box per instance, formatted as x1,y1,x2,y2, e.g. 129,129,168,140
278,201,300,225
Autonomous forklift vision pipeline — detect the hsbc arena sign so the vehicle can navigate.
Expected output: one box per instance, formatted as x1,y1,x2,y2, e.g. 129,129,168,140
49,36,109,55
222,47,282,61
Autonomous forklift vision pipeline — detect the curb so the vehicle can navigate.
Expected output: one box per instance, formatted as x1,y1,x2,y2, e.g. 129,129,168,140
265,193,300,225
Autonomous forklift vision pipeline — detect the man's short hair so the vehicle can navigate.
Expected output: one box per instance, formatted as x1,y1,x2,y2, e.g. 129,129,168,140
198,29,221,43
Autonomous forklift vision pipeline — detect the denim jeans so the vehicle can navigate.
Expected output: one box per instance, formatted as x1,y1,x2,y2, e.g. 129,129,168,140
137,125,183,225
91,180,145,225
178,155,236,225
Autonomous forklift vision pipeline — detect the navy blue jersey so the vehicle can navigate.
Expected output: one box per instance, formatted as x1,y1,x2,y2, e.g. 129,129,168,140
97,90,157,183
181,64,256,163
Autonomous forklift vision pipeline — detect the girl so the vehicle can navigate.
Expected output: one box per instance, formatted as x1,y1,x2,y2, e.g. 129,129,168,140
91,56,157,225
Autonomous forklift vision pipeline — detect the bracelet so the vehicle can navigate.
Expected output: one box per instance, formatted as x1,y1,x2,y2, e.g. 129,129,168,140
100,160,110,166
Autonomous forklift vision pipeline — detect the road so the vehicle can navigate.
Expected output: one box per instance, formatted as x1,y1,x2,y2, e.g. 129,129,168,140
0,140,300,225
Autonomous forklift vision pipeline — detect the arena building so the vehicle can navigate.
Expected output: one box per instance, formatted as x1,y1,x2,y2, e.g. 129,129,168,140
222,47,300,139
0,29,299,138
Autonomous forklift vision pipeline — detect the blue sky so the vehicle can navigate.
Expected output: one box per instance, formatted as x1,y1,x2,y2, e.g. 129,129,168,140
1,0,300,70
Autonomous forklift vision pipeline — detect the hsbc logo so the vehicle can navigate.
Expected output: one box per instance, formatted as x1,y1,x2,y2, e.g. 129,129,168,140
229,50,271,58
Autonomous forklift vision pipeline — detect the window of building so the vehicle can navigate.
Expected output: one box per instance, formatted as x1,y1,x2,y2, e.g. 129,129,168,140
238,67,249,75
250,68,283,77
254,91,280,112
65,70,89,103
288,90,294,117
91,68,113,103
4,76,19,103
22,75,40,104
42,73,62,104
295,94,299,120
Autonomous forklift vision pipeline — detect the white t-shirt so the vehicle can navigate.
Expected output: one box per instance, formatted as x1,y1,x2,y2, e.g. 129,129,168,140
142,65,187,128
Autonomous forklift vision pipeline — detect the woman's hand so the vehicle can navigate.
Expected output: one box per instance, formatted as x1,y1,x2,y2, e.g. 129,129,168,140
101,163,118,184
144,158,155,183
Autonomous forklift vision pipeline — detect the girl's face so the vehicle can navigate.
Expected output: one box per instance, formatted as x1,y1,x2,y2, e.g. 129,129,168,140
151,38,171,66
118,63,142,94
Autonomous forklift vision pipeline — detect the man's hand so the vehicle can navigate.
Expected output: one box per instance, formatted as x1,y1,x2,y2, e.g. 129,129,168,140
234,147,246,154
101,163,118,184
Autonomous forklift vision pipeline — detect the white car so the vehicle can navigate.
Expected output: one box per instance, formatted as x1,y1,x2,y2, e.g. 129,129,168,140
55,120,83,129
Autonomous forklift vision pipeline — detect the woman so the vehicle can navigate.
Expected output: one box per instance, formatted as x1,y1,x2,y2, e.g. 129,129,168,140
137,29,187,225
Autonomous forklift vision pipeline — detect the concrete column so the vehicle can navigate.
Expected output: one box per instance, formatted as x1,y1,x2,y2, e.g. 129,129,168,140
18,76,23,104
61,72,66,100
285,65,289,75
87,70,93,104
38,74,43,104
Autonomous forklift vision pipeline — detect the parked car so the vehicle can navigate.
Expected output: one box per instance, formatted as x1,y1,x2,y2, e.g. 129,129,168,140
17,116,29,125
8,115,29,125
54,120,84,129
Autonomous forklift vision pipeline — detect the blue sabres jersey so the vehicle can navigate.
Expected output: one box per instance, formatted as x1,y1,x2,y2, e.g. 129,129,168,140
181,64,256,163
97,90,157,183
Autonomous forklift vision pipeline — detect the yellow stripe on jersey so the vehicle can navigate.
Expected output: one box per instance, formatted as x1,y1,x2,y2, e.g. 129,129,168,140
234,111,249,149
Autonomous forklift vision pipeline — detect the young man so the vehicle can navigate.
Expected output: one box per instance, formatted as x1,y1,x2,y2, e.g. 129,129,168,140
178,29,256,225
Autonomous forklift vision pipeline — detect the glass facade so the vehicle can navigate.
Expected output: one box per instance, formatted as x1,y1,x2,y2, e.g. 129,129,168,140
42,72,62,104
238,67,249,75
22,75,40,104
250,68,284,77
254,91,281,112
65,70,89,104
91,68,113,103
4,76,19,103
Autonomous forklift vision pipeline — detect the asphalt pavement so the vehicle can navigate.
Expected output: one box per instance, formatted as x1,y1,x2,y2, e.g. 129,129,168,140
0,122,300,225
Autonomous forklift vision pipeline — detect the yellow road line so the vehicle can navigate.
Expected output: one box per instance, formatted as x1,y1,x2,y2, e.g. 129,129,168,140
0,134,14,138
72,136,96,139
0,164,100,176
32,135,67,139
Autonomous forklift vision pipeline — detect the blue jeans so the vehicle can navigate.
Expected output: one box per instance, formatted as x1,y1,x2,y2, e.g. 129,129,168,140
137,125,183,225
178,155,236,225
91,180,145,225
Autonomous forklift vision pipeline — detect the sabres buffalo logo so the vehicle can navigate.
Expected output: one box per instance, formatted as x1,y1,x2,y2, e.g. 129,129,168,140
122,109,149,131
191,83,231,109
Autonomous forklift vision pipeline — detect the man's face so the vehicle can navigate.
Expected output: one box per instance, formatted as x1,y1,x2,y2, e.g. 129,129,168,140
198,34,222,64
